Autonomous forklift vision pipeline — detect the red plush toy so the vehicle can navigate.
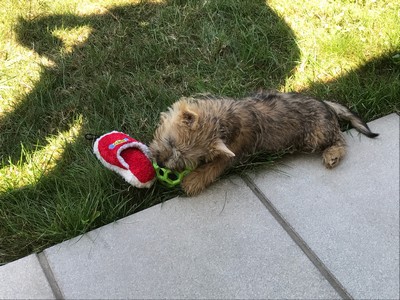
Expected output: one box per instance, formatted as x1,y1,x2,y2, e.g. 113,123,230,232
93,131,155,188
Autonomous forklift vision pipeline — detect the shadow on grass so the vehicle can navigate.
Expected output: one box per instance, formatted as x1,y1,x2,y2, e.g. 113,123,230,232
0,0,300,263
2,0,300,165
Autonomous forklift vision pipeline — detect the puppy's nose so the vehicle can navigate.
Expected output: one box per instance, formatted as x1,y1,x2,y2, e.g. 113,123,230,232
156,161,165,168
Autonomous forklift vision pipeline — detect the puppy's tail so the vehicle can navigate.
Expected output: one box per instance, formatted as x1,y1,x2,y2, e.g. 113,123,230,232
324,101,379,138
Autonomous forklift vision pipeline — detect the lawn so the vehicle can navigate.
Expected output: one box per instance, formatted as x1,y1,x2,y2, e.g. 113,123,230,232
0,0,399,264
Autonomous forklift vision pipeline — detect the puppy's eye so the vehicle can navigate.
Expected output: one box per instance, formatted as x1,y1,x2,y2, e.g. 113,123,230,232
199,156,207,165
168,138,175,148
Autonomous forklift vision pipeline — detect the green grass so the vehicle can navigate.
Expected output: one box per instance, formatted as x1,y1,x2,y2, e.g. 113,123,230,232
0,0,399,264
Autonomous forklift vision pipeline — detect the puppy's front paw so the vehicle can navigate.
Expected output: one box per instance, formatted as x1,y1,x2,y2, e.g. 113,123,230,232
180,159,231,196
181,172,207,196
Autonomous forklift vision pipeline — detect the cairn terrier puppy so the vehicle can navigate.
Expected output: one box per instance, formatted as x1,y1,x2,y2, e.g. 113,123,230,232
150,90,378,196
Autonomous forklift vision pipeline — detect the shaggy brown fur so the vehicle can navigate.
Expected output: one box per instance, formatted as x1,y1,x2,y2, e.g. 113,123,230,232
150,90,378,196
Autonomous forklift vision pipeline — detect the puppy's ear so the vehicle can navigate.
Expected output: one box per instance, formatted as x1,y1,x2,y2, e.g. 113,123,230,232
180,109,199,129
214,139,235,157
159,112,168,124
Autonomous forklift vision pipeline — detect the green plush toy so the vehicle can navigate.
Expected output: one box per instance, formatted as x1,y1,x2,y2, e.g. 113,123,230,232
152,162,191,188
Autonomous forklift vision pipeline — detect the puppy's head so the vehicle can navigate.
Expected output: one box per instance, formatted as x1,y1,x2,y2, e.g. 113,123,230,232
150,99,235,171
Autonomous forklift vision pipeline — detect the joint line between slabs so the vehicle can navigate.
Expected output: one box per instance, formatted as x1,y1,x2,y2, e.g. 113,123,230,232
241,173,353,300
37,252,64,300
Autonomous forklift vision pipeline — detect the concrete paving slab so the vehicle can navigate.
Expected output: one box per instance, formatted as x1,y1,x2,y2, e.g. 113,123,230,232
249,113,399,299
44,176,339,299
0,254,55,299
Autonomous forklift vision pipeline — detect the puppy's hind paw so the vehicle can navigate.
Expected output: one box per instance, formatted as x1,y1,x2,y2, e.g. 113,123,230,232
323,155,340,169
322,146,345,169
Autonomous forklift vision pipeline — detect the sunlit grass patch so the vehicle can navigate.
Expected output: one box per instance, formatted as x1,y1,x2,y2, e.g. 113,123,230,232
52,26,93,55
0,115,83,191
270,0,400,89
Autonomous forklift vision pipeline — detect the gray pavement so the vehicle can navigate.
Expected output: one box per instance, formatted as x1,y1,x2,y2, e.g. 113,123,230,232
0,113,399,300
